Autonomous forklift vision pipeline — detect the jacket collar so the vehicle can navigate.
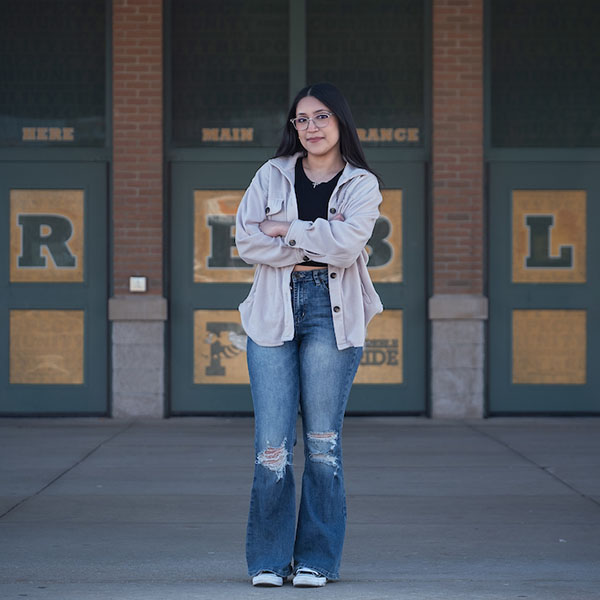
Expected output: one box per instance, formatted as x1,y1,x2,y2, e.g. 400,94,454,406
268,152,369,187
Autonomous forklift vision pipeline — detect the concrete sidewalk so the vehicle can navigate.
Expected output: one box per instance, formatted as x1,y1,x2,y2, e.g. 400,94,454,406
1,417,599,600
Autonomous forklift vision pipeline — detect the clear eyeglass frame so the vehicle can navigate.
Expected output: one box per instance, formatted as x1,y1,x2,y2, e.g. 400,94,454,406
290,112,334,131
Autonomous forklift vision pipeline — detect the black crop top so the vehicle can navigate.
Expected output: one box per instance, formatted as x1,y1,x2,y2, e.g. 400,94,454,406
294,157,344,267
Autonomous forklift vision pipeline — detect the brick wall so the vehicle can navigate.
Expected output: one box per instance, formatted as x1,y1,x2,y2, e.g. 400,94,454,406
112,0,163,296
432,0,484,294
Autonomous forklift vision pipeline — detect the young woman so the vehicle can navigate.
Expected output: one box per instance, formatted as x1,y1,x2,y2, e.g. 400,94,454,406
235,82,383,587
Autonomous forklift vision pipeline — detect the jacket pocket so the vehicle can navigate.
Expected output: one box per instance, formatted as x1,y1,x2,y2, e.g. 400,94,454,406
265,196,285,219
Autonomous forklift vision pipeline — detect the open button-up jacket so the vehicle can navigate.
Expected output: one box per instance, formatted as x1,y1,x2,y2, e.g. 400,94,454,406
235,152,383,350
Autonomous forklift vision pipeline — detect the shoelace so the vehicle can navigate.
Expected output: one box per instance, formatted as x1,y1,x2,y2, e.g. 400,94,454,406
296,568,321,576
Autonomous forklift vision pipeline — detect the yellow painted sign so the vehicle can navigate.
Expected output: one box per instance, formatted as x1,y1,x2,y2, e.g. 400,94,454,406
512,310,586,384
10,310,84,384
355,310,403,384
368,190,402,283
10,189,84,283
194,190,253,283
22,127,75,142
194,189,401,283
512,190,586,283
194,309,402,385
194,310,248,384
201,128,254,142
357,128,420,143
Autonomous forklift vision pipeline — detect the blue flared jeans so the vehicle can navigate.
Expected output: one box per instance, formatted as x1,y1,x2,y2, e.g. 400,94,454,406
245,268,363,580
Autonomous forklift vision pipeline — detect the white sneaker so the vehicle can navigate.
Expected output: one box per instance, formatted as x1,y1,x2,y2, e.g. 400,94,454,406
293,568,327,587
252,571,284,587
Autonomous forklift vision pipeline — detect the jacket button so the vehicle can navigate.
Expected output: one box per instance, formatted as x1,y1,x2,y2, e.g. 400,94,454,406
330,272,337,279
329,207,336,214
265,207,270,214
303,255,309,262
289,239,296,246
333,306,341,313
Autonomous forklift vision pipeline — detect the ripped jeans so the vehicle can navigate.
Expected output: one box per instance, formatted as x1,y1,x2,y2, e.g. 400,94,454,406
245,268,363,580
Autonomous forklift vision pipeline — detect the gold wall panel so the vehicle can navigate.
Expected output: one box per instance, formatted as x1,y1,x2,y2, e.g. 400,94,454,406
194,309,402,385
512,310,586,384
194,191,253,283
11,189,84,282
194,310,249,383
512,190,586,283
368,190,402,283
10,310,84,384
355,310,403,384
194,189,402,283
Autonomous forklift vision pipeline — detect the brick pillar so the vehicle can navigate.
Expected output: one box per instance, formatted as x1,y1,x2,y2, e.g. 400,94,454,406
430,0,486,418
109,0,166,418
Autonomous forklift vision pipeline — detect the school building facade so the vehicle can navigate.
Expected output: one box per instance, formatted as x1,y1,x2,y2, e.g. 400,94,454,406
1,0,598,418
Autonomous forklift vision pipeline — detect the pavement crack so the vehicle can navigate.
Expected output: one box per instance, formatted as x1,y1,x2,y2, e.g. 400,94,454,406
0,421,136,520
468,424,600,510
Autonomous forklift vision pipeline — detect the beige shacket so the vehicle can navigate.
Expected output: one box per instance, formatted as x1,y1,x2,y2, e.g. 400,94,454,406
235,152,384,350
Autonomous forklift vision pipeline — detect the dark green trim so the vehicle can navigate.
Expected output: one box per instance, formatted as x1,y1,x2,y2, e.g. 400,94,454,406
483,0,491,158
167,147,430,163
483,162,491,417
424,160,433,417
348,384,425,414
487,149,600,162
289,0,306,102
163,0,174,153
0,148,111,162
423,0,433,159
104,0,113,160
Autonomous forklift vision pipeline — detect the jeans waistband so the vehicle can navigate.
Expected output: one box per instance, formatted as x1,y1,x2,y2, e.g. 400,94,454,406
290,268,328,284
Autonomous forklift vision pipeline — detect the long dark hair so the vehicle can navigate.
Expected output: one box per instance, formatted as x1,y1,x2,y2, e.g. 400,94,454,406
274,82,378,179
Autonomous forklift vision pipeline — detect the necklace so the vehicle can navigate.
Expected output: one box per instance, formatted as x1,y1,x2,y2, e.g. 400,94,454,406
302,159,344,188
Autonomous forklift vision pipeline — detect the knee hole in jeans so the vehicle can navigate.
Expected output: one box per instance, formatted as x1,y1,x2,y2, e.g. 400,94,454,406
256,439,289,481
306,431,339,471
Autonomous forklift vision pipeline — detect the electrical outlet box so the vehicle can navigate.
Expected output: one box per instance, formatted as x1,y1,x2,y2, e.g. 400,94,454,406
129,276,147,293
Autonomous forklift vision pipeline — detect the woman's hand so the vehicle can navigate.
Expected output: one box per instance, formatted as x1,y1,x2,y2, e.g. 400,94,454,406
259,220,290,238
259,214,343,238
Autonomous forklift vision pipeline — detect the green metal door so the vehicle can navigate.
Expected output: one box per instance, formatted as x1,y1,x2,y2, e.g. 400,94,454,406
169,160,426,414
488,162,599,414
0,163,108,415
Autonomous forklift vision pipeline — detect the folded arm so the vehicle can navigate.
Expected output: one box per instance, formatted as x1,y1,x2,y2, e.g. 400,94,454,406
235,168,305,268
283,175,382,268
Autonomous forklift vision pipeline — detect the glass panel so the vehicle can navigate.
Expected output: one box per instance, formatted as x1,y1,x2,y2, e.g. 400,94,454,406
307,0,424,147
491,0,600,147
0,0,106,147
171,0,289,147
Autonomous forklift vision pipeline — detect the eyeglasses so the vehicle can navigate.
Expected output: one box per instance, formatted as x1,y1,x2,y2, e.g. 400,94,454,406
290,112,334,131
